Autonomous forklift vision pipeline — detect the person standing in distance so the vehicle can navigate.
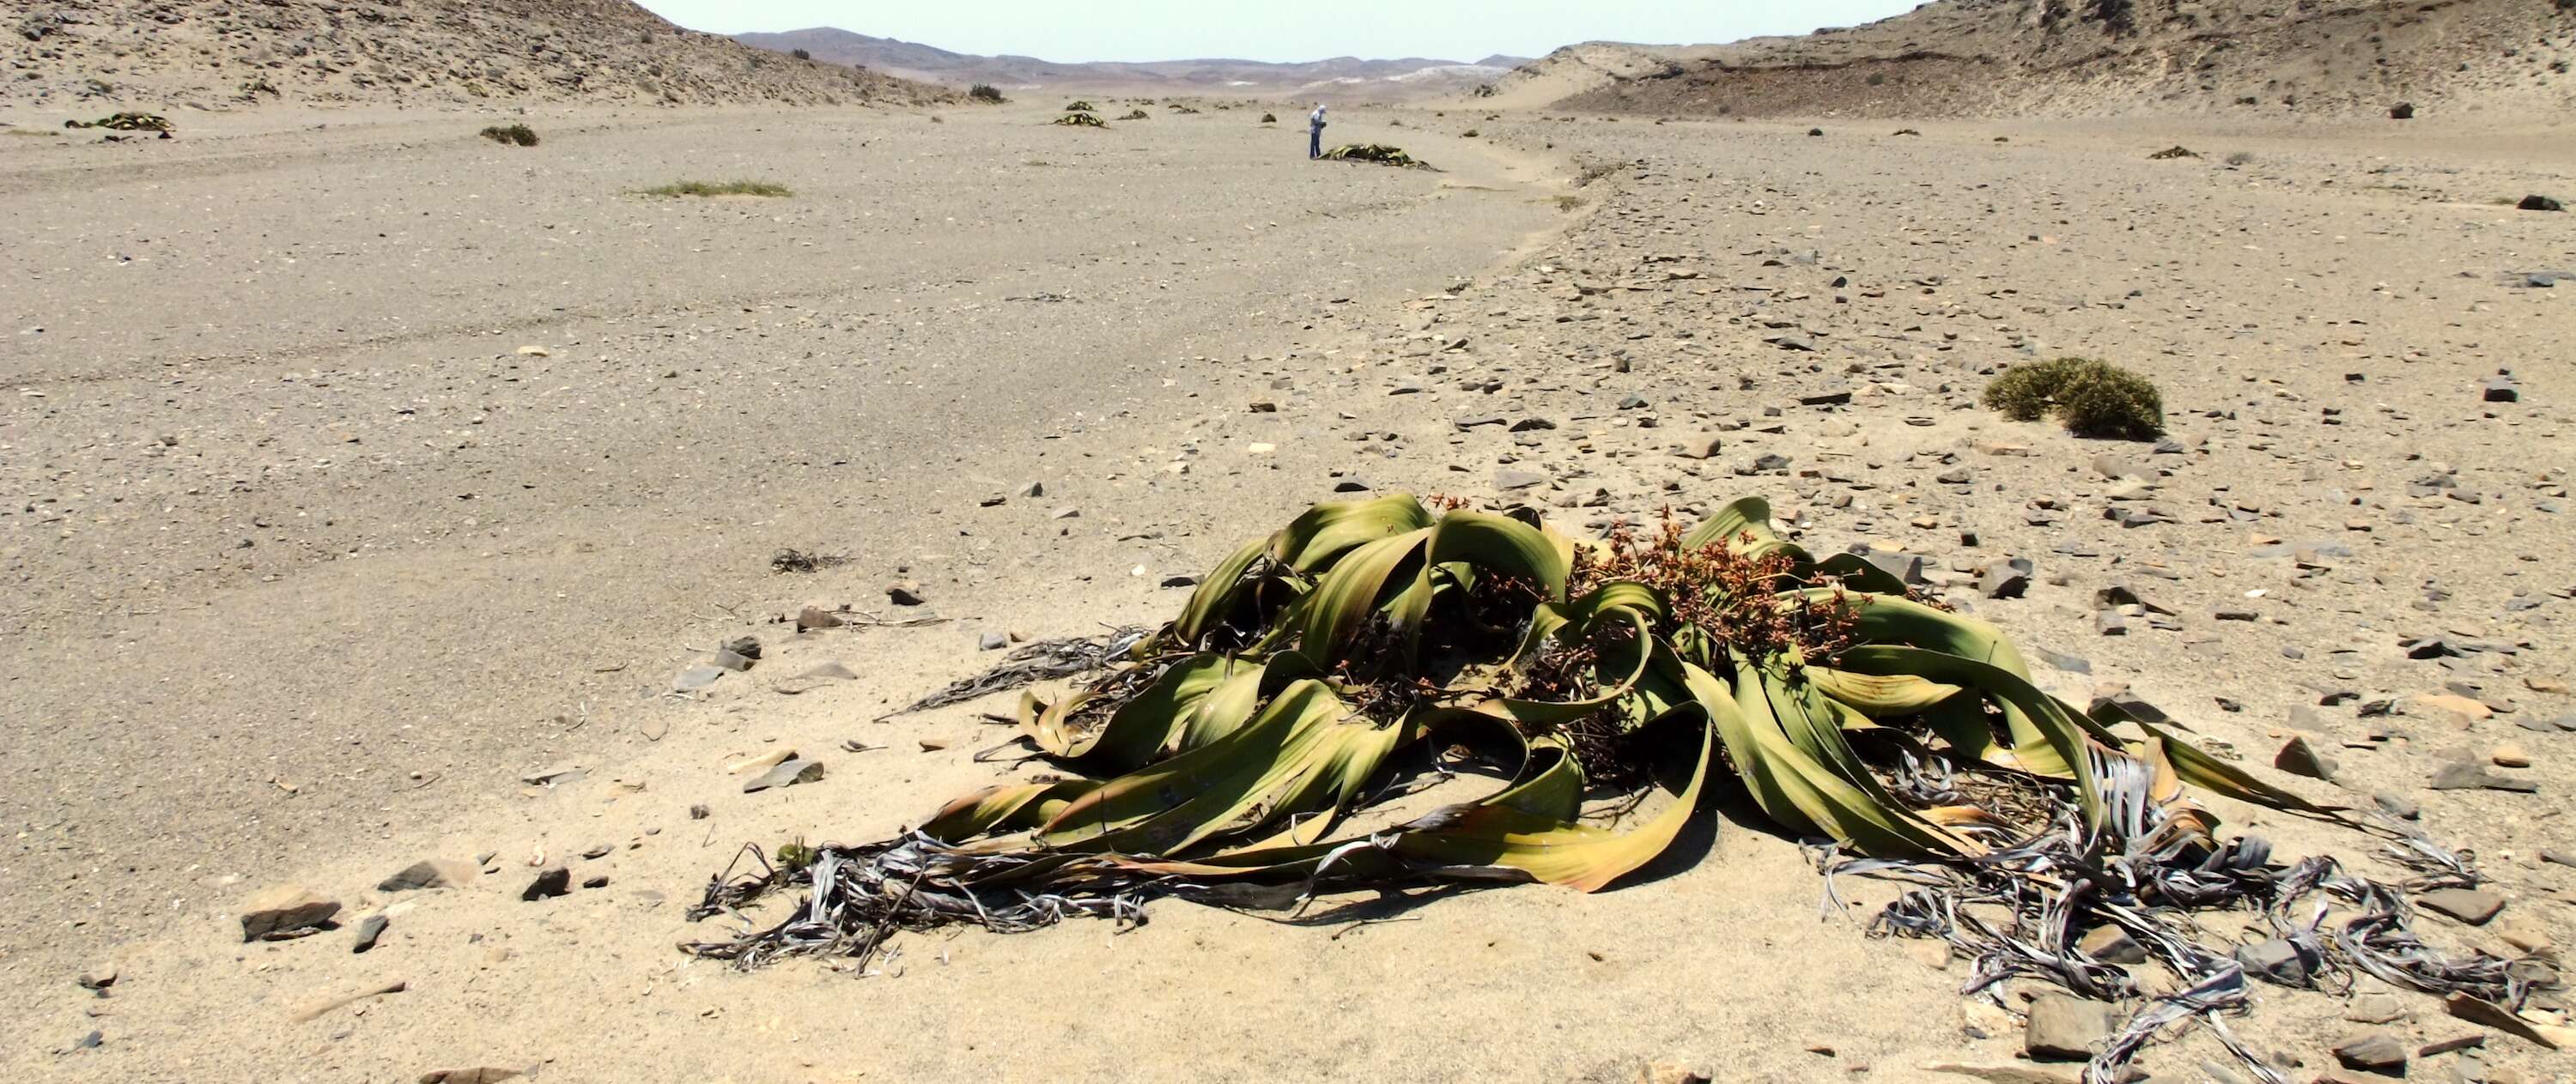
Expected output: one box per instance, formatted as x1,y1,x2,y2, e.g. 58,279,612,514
1308,103,1327,160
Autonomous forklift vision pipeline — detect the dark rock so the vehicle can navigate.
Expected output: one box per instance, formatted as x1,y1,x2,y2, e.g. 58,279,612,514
2389,102,2415,119
2274,736,2338,782
2331,1032,2409,1074
723,636,761,661
708,650,754,673
2372,792,2421,821
795,606,844,632
240,885,342,942
351,914,388,954
378,859,476,893
885,582,928,607
978,632,1009,651
1980,558,2032,600
519,865,570,902
1798,390,1851,406
2518,194,2564,213
2236,937,2318,986
2483,377,2519,403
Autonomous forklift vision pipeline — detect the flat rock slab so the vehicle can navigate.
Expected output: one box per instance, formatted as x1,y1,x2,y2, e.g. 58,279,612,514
377,858,476,893
240,885,342,942
2024,994,2116,1062
2416,887,2505,925
743,758,825,793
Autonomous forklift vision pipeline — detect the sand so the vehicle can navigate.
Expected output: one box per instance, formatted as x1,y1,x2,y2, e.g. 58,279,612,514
3,98,2572,1083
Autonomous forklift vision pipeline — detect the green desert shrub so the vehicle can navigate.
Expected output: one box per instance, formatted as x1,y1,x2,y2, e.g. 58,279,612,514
638,179,792,197
479,124,538,147
969,83,1006,103
1983,358,2165,440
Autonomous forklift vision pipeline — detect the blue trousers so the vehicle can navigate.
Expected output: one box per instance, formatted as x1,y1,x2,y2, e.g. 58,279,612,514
1309,127,1321,159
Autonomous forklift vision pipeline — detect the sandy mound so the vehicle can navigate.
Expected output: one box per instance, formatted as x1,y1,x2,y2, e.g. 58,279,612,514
4,0,949,113
1503,0,2576,118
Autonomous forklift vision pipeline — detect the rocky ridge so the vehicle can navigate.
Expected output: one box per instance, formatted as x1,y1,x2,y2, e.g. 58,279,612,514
5,0,949,113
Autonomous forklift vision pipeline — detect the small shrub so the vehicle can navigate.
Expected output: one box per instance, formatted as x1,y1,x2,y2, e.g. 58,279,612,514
1120,109,1151,120
1260,112,1278,124
479,123,538,147
2224,150,2256,166
1552,193,1583,210
2148,145,2199,160
969,83,1005,103
638,179,792,197
1867,72,1887,86
1051,112,1109,129
790,48,812,61
1982,358,2165,441
1064,100,1095,112
1462,128,1479,137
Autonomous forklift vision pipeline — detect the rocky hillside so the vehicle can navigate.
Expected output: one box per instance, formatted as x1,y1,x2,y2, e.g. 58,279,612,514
736,27,1528,100
5,1,949,112
1504,0,2576,118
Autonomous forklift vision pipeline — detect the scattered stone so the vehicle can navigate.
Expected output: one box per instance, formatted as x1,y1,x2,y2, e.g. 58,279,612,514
980,632,1009,651
885,581,928,607
2274,736,2339,782
2491,742,2530,768
76,967,116,991
418,1069,522,1084
2075,924,2148,965
2518,195,2564,213
1676,433,1723,459
1980,558,2032,600
351,914,389,954
2345,993,2409,1025
519,764,585,787
378,859,476,893
2372,792,2421,821
795,606,844,632
2236,937,2316,985
1640,1062,1711,1084
2415,888,2505,926
2032,647,2091,675
2483,376,2521,403
2023,994,2116,1062
674,664,726,692
708,649,754,673
1013,481,1044,499
743,757,824,793
240,885,342,942
519,865,570,901
1496,469,1548,490
2331,1032,2408,1073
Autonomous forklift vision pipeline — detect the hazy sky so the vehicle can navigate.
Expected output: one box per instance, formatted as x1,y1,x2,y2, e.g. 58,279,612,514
634,2,1928,64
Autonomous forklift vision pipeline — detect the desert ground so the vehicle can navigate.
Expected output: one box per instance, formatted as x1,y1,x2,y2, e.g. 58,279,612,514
3,96,2573,1083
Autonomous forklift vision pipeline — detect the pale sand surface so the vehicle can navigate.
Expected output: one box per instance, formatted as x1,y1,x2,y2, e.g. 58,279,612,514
3,101,2572,1082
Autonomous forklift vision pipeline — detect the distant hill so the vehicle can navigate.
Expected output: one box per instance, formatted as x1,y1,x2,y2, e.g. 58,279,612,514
3,0,950,112
735,27,1532,100
1496,0,2575,118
